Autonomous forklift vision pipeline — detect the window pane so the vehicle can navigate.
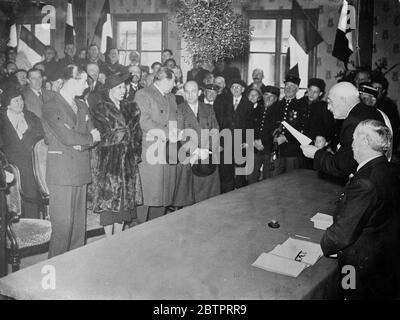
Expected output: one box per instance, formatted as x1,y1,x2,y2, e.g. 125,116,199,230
248,53,275,85
119,51,130,66
141,51,161,69
141,21,162,51
35,24,51,45
117,21,137,50
281,19,290,53
249,19,276,52
280,54,288,87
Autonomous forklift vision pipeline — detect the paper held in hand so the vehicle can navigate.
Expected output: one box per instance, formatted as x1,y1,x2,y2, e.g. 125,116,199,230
281,121,312,145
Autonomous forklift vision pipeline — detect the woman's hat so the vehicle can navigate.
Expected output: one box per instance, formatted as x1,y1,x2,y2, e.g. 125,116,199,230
1,83,22,107
105,73,129,90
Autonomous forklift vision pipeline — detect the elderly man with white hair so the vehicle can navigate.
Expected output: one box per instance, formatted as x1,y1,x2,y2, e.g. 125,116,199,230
301,81,385,179
246,68,266,94
321,120,400,299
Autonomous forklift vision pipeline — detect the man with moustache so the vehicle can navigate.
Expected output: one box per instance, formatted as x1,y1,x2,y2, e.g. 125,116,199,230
125,65,143,101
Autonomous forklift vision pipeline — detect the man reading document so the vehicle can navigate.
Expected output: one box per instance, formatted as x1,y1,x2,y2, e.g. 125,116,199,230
301,82,384,179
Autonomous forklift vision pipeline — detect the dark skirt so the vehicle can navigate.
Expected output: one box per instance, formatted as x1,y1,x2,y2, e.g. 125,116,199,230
99,192,137,226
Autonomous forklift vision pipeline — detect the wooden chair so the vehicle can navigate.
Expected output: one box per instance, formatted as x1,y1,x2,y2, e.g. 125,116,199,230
32,139,104,240
5,163,51,272
32,139,49,220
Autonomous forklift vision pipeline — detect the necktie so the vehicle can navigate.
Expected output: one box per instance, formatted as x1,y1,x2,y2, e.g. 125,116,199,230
234,98,239,110
38,91,44,103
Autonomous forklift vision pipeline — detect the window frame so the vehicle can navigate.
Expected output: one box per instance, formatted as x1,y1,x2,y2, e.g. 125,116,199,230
112,13,167,65
244,9,319,88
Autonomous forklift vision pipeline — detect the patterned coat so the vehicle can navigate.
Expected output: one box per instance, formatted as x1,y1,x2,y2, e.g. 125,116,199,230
89,96,143,213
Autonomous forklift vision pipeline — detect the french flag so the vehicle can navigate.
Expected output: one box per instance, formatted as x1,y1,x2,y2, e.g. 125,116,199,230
332,0,356,68
65,0,76,45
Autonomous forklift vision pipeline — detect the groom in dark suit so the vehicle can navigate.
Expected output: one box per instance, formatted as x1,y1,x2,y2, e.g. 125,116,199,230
321,120,400,299
42,65,100,258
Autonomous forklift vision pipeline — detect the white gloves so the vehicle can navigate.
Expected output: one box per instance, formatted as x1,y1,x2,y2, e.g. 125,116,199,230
90,128,101,143
5,171,14,183
189,148,211,165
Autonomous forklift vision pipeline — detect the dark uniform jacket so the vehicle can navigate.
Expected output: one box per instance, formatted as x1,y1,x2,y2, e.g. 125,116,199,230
251,101,275,155
298,96,336,142
377,97,400,152
269,98,303,157
314,103,384,178
321,156,400,299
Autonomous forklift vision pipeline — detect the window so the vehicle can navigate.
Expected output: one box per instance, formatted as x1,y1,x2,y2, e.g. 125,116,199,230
247,10,318,93
18,23,52,65
114,14,166,67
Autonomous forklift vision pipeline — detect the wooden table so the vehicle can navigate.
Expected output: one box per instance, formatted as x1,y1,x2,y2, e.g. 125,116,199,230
0,170,343,300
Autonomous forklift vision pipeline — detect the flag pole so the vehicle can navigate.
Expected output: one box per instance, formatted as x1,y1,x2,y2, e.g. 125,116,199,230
354,0,361,67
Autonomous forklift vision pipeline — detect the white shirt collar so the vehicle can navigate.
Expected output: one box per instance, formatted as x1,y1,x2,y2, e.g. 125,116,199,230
31,88,42,96
60,90,78,113
356,155,383,172
204,98,213,105
234,95,242,103
188,102,199,116
153,83,165,96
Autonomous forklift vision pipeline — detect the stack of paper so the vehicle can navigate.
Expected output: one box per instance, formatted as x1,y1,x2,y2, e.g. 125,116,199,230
310,213,333,230
252,238,323,277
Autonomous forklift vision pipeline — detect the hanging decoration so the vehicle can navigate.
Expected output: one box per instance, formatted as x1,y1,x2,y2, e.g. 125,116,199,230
173,0,251,63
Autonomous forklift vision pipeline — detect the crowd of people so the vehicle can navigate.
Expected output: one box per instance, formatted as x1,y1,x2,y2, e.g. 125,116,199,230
1,42,400,299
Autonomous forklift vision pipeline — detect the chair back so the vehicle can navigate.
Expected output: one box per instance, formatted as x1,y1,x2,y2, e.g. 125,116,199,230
32,139,49,197
5,164,22,218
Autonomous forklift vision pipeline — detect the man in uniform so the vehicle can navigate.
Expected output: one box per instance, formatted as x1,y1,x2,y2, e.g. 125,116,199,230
269,73,304,175
247,85,280,184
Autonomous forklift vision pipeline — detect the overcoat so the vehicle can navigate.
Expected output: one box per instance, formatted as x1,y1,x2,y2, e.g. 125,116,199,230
174,102,220,205
134,84,178,206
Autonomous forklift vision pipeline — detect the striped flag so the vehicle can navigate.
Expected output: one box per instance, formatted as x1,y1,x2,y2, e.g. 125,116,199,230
65,0,76,45
288,0,323,86
332,0,356,68
19,26,46,57
8,24,18,48
94,0,113,54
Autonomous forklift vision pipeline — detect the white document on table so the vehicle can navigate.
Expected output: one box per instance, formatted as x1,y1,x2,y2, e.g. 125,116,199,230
281,121,312,145
252,252,306,277
252,238,323,277
270,238,323,266
311,213,333,230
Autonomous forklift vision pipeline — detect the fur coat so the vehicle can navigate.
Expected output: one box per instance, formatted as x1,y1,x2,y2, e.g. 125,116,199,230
89,95,143,213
